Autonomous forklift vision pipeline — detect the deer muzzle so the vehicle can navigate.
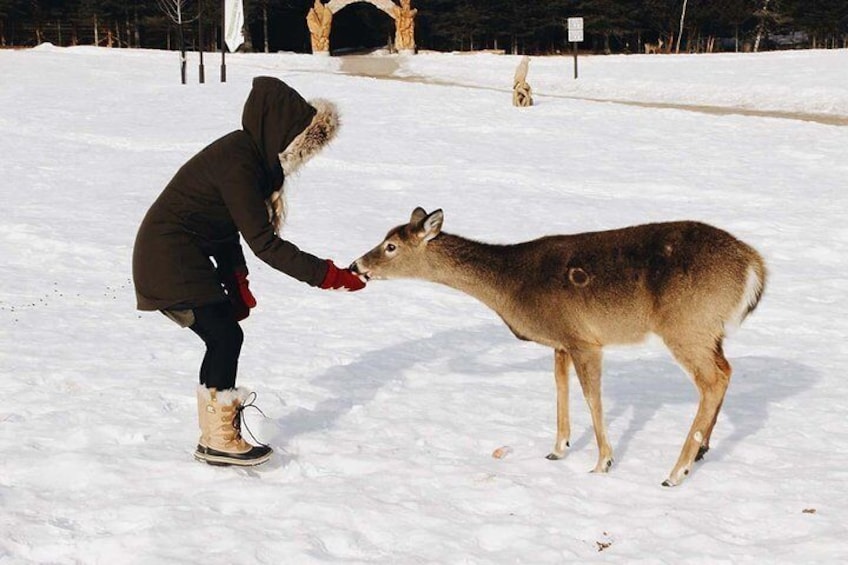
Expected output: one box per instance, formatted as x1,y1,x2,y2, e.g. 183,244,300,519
349,260,372,281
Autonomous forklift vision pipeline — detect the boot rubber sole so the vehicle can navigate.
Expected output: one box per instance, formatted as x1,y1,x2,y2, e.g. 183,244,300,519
194,446,273,467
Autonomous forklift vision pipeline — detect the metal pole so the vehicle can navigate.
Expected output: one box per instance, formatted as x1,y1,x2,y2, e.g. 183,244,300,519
199,1,205,83
573,42,578,79
221,0,227,82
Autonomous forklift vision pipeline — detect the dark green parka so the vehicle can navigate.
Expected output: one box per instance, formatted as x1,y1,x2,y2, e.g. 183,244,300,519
132,77,337,311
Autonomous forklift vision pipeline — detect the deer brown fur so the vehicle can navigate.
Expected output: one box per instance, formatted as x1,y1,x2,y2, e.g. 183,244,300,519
645,38,665,54
351,208,767,486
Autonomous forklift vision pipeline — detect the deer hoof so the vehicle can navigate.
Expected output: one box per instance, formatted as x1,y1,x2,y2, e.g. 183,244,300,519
590,458,613,473
663,466,691,486
546,452,563,461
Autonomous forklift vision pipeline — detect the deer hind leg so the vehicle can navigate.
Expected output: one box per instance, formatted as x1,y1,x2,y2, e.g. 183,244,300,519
697,340,733,461
663,339,731,486
572,347,614,473
547,349,572,460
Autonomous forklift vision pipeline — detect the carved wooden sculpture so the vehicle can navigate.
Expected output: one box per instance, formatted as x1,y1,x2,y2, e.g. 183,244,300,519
392,0,417,51
307,0,333,53
513,56,533,107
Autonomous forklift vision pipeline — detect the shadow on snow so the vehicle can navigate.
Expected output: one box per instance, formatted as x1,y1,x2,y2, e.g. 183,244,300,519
266,323,818,470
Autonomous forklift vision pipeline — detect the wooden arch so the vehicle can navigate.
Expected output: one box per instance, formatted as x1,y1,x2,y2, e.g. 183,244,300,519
326,0,397,17
306,0,417,54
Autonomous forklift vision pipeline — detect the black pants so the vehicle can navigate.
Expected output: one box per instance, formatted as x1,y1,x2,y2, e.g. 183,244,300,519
189,301,243,390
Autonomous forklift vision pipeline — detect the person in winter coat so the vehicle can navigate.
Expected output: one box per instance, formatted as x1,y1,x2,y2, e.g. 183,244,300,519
132,77,366,467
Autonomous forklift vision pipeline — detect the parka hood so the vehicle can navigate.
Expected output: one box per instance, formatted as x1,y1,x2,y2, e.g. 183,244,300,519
241,77,339,197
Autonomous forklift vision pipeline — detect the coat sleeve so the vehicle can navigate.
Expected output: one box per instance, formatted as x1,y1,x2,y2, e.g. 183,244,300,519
212,234,248,276
218,161,329,287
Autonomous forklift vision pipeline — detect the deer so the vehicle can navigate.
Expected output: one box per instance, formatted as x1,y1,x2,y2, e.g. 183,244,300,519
645,38,665,54
350,208,767,486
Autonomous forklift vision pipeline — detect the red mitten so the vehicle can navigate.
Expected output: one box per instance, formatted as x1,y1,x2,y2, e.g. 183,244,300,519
223,267,257,321
320,260,366,292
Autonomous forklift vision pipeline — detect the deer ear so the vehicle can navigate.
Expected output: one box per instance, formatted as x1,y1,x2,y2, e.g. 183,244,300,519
410,207,428,225
421,209,444,242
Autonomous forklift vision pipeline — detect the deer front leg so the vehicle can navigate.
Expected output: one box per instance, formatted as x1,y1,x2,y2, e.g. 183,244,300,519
572,347,614,473
546,349,572,460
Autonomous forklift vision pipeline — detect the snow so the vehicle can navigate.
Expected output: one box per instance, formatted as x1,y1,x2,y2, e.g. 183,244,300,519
2,44,848,563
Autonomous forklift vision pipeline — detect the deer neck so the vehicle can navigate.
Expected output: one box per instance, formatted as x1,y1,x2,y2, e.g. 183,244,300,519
424,233,519,312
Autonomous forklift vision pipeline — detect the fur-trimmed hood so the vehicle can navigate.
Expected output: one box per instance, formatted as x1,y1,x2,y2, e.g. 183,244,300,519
280,98,339,177
241,77,339,198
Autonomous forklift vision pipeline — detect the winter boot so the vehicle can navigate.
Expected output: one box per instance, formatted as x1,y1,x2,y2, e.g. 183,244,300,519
194,386,210,457
194,387,273,466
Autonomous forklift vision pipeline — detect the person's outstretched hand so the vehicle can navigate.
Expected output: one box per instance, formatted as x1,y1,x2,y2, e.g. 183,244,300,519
320,259,366,292
223,266,257,321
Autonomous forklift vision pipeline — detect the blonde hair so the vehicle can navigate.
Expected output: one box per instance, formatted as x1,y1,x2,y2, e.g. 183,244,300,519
267,189,286,233
268,99,339,235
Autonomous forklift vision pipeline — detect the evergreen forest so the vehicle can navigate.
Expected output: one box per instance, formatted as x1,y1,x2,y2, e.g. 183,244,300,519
2,1,846,55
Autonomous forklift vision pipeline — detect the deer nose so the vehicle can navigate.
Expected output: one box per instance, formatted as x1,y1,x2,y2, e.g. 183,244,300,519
349,261,360,273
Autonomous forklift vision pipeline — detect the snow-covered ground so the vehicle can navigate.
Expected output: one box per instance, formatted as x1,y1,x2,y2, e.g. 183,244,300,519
1,45,847,563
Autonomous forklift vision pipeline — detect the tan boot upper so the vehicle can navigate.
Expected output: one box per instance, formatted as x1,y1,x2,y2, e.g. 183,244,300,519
203,388,257,455
196,385,210,448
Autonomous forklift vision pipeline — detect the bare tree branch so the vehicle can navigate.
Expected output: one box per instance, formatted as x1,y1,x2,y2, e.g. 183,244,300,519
157,0,201,25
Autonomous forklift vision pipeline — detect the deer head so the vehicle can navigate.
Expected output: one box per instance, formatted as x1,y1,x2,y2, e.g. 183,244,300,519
350,207,443,280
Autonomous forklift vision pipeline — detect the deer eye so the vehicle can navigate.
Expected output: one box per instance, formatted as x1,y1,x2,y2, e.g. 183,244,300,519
385,243,397,253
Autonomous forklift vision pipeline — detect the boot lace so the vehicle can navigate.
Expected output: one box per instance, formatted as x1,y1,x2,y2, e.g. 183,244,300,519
232,391,270,448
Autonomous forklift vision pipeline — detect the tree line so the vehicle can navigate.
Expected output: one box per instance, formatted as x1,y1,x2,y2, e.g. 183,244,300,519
1,1,846,54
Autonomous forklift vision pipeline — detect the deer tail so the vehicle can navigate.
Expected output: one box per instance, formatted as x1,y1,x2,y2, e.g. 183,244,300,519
728,257,767,328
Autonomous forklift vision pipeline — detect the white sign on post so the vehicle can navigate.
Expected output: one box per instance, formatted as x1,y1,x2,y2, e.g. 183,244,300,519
567,17,584,43
567,17,584,80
